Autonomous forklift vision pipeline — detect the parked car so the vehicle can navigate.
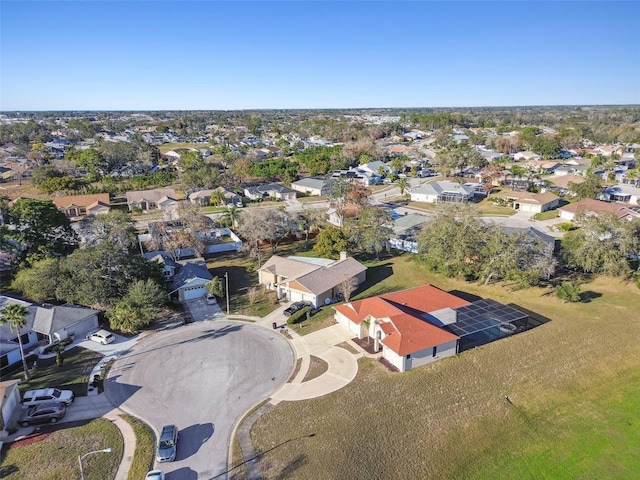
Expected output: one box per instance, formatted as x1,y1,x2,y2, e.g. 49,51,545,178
20,401,66,426
156,424,179,462
145,470,165,480
283,301,311,317
205,294,217,305
87,329,115,345
22,388,75,407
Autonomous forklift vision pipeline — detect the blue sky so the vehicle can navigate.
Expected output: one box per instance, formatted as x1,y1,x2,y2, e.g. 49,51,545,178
2,1,639,111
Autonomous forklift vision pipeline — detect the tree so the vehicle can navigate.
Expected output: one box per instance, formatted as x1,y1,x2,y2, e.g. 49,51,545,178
568,174,603,200
346,206,392,260
108,279,166,333
561,212,640,276
417,206,488,279
236,208,292,265
295,208,326,249
7,198,79,263
11,258,61,302
395,177,409,197
206,277,225,298
555,282,581,302
76,211,138,253
0,304,31,380
209,189,225,206
338,276,358,304
313,226,349,259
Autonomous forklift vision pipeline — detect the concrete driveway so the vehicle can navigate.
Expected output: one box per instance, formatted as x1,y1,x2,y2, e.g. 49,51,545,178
185,297,226,322
105,320,294,480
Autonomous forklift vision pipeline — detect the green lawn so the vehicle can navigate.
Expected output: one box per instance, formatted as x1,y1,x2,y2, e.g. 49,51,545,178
9,347,103,398
1,418,123,480
123,415,155,480
250,255,640,479
533,209,560,221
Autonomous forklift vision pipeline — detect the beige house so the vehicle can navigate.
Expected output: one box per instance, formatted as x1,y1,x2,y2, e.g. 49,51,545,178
126,188,178,213
558,198,640,221
258,254,367,307
494,191,560,213
53,193,111,218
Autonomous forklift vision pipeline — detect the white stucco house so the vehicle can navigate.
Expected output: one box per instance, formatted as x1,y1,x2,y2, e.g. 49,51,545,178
410,181,476,204
290,177,332,197
334,285,529,372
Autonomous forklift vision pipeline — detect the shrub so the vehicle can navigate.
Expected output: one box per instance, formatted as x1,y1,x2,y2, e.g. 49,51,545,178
287,306,312,325
557,222,576,232
555,282,581,302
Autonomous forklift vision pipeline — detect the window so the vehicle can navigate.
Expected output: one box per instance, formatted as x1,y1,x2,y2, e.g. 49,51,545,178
432,346,437,357
406,354,411,359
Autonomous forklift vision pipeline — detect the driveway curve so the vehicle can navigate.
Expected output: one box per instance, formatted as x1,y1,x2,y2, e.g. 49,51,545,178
105,321,294,480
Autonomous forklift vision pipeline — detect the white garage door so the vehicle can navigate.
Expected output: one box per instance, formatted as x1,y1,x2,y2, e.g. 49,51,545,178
289,291,305,303
183,287,206,301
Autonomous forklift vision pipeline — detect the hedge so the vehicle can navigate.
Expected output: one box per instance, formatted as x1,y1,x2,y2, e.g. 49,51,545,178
287,306,312,325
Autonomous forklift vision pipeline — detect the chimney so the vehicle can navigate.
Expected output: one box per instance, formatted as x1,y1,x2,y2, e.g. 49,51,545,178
339,251,348,261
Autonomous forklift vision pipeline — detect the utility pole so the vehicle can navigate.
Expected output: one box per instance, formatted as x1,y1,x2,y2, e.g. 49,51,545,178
224,271,230,314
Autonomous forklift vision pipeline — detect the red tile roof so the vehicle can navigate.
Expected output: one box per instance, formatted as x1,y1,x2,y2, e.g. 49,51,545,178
334,284,470,356
380,285,470,313
380,314,459,356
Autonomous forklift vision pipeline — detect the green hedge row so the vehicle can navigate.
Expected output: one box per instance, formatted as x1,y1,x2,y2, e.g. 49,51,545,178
287,306,312,325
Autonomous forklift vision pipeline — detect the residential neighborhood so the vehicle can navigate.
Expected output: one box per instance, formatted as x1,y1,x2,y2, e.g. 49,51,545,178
1,106,639,480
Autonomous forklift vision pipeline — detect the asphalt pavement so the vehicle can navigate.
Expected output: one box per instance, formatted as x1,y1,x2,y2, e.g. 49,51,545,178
105,320,294,480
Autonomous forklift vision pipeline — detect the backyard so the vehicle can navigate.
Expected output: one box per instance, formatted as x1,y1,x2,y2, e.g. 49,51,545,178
250,255,640,479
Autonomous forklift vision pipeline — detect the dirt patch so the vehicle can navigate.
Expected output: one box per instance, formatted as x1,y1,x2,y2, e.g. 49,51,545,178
288,357,302,382
378,357,400,372
302,355,329,382
351,336,377,355
336,342,359,354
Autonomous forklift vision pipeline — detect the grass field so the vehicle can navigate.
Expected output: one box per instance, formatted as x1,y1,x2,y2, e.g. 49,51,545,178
8,347,103,398
250,254,640,479
1,418,123,480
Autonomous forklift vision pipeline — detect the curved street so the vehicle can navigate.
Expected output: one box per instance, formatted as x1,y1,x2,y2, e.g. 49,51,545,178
105,321,294,480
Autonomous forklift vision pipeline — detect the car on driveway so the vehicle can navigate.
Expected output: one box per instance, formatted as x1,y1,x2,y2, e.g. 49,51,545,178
156,424,179,462
145,470,165,480
205,294,217,305
283,301,311,317
87,329,116,345
21,401,66,426
22,388,75,407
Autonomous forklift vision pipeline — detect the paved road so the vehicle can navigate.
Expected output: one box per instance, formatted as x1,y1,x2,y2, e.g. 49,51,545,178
106,321,294,480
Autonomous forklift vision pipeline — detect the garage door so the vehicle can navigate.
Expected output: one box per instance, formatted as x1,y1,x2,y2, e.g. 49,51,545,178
289,291,305,303
183,287,206,301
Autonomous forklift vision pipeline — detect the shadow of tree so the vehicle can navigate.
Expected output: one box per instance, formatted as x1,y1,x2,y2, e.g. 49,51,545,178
448,290,483,303
177,423,215,460
0,465,18,476
274,454,308,480
167,467,198,480
580,291,602,303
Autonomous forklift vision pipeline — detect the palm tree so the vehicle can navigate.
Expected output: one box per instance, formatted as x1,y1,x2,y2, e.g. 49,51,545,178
0,304,31,380
209,189,225,207
395,177,410,198
221,205,240,228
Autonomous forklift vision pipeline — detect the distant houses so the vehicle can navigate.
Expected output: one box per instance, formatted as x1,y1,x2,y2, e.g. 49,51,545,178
244,183,297,201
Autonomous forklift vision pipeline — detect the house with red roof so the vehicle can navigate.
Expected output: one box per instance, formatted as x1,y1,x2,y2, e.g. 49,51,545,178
334,285,529,372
